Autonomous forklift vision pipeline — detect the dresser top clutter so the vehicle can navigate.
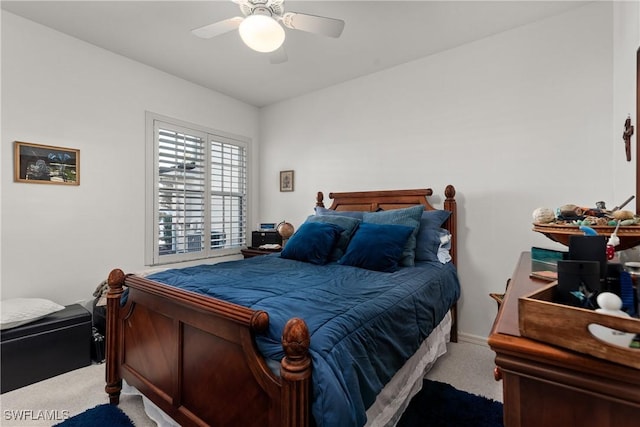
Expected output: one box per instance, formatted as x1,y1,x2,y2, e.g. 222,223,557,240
532,200,640,250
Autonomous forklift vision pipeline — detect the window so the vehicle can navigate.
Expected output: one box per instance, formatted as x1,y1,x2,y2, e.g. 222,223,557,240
146,113,249,265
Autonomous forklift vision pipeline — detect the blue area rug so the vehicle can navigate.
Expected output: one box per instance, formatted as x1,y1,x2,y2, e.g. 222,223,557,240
54,404,134,427
398,379,504,427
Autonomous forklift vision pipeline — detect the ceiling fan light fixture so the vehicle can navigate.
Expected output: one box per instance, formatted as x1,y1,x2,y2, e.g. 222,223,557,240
238,14,285,53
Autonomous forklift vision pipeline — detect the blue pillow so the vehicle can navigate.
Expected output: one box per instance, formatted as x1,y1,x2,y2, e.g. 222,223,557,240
280,221,344,265
338,223,414,272
419,209,451,229
415,227,451,262
363,205,424,267
305,215,361,261
315,206,365,220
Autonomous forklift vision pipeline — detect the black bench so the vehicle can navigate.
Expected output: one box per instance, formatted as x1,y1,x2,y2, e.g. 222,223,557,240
1,304,92,393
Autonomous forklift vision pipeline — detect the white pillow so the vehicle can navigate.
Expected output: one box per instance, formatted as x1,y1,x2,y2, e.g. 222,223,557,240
0,298,65,330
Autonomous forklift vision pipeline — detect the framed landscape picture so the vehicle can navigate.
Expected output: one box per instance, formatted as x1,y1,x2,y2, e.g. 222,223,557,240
280,170,294,192
14,141,80,185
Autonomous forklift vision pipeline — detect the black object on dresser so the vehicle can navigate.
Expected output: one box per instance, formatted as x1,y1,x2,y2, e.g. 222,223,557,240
1,304,92,393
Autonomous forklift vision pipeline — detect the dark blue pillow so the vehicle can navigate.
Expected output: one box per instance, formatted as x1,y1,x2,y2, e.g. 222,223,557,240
338,222,414,272
419,210,451,229
415,227,451,262
363,205,424,267
305,215,361,261
280,221,344,265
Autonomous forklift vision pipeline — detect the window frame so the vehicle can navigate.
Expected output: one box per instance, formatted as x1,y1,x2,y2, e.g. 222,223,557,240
145,112,250,266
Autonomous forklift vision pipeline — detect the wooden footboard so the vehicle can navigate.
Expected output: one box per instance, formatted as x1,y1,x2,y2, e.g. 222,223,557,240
105,269,311,427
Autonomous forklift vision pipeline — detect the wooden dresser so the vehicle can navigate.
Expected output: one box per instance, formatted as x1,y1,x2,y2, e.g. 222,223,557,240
488,252,640,427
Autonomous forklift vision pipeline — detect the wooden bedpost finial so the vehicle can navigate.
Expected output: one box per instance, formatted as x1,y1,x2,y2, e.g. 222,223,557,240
316,191,325,208
281,317,311,377
107,269,125,291
250,310,269,333
445,184,456,200
282,318,310,360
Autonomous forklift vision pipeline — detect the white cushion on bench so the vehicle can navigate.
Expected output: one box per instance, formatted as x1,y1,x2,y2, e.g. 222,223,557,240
1,298,65,330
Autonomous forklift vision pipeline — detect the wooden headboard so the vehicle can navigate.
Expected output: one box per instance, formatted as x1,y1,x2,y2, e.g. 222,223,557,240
315,185,458,266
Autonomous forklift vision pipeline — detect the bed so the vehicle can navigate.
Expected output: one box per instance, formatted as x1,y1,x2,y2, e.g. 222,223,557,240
105,185,460,427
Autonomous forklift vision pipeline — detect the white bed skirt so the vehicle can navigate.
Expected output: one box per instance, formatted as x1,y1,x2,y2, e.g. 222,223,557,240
364,311,451,427
122,311,452,427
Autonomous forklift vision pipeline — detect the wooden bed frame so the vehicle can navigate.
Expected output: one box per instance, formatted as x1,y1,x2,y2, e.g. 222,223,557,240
105,185,458,427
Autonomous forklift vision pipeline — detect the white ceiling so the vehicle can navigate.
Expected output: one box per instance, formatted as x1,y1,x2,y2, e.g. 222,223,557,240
2,1,588,107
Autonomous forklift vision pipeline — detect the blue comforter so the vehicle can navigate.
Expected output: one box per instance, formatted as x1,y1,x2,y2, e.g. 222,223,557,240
147,255,460,427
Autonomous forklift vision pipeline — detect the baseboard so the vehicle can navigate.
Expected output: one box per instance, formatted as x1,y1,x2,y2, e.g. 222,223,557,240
457,332,489,347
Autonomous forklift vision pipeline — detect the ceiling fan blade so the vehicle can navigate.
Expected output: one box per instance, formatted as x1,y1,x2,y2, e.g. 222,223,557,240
191,17,243,39
281,12,345,38
269,46,288,64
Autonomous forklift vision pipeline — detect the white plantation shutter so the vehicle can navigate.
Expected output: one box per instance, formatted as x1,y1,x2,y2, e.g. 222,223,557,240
148,115,248,265
157,126,206,257
210,140,247,249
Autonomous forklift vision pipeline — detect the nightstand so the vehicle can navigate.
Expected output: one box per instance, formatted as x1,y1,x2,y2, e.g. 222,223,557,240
241,247,282,259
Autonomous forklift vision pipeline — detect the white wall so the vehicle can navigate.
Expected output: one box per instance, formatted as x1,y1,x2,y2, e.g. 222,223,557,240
1,12,259,304
613,1,640,206
611,1,640,262
259,2,628,340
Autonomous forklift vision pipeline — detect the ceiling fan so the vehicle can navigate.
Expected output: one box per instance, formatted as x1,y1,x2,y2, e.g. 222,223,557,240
191,0,345,62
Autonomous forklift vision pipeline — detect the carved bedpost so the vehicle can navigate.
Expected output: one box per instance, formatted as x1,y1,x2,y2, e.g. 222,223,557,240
105,268,125,405
316,191,325,208
280,318,311,427
443,185,457,266
443,185,458,343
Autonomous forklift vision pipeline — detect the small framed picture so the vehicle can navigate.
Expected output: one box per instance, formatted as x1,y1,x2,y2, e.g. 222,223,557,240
280,170,294,192
14,141,80,185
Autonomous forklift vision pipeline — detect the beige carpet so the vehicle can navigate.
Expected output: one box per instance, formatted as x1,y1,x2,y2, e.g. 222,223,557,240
0,341,501,426
0,364,154,427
